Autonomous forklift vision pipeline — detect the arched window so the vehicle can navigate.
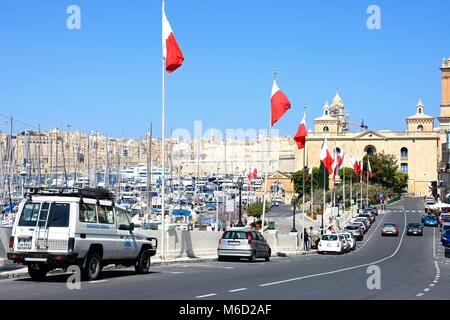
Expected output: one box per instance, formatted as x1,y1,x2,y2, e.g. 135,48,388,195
325,110,329,116
401,163,408,174
418,107,422,114
323,126,329,132
364,145,376,156
417,125,424,131
400,147,408,158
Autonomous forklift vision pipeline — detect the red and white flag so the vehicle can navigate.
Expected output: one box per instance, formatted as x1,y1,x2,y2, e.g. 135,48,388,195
320,139,334,174
294,112,308,150
349,154,360,174
247,170,252,181
163,3,184,73
271,80,291,126
368,158,373,178
333,150,344,179
252,168,258,179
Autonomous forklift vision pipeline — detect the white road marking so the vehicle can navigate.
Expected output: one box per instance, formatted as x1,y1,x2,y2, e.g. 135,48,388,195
260,211,408,287
195,293,217,299
171,272,185,274
430,284,435,287
88,280,108,284
433,228,436,259
416,293,424,297
228,288,248,293
424,288,430,292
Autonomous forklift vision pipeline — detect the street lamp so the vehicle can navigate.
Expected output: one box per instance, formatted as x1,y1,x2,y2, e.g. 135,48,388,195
290,195,298,233
321,204,324,236
236,177,245,227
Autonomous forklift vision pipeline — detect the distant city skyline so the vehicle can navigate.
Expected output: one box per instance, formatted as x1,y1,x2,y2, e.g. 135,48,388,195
1,0,450,138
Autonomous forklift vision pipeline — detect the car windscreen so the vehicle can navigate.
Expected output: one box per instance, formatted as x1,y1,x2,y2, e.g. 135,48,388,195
222,231,248,240
322,235,338,241
444,230,450,237
346,226,358,230
18,203,41,227
408,224,421,228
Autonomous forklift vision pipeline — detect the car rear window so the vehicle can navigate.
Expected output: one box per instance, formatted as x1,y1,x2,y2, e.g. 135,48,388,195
384,223,396,227
322,235,338,241
18,203,41,227
346,225,358,230
223,231,248,240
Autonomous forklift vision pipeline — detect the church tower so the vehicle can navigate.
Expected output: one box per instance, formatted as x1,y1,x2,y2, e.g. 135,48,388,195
439,58,450,128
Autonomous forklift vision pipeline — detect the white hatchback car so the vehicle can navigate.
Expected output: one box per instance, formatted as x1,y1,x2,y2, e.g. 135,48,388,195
8,188,158,281
318,234,344,254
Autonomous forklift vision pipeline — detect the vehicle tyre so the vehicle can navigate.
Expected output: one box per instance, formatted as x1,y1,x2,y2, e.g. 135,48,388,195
249,251,256,263
82,252,102,281
28,264,48,281
218,256,226,262
265,250,271,262
135,250,151,274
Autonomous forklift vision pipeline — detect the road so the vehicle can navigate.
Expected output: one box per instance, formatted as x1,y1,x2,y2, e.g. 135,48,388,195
0,197,448,300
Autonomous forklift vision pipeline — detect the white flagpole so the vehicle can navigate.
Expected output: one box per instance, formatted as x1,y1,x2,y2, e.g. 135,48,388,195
343,159,346,216
302,104,307,243
161,0,167,260
261,68,276,234
350,162,353,216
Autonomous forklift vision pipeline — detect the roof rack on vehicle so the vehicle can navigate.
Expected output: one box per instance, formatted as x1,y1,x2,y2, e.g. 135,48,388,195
25,187,115,201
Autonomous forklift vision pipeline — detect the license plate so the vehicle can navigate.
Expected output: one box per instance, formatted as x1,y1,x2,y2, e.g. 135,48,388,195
18,237,32,250
327,243,332,247
228,241,240,246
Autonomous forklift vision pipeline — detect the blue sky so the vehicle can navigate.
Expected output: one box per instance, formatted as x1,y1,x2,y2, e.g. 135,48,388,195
0,0,449,138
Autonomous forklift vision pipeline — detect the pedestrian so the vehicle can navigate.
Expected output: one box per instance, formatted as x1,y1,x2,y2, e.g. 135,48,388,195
303,228,309,251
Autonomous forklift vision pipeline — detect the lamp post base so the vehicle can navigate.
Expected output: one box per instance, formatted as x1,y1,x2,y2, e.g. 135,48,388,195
236,221,245,227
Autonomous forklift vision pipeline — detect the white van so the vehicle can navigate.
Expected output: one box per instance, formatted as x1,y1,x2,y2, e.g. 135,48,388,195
8,188,157,281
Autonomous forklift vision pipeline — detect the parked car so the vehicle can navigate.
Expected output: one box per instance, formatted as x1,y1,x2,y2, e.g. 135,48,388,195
318,234,344,254
422,215,439,227
338,231,357,251
442,229,450,247
406,223,423,236
364,207,378,216
382,223,400,237
8,188,158,281
345,224,364,241
351,220,368,234
359,212,375,223
353,217,371,229
217,228,271,262
441,222,450,234
439,214,450,226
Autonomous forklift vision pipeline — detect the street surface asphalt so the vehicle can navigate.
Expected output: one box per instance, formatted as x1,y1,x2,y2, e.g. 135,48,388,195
0,197,448,300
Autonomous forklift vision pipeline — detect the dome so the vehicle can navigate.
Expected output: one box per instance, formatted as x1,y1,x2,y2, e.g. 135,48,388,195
331,91,343,108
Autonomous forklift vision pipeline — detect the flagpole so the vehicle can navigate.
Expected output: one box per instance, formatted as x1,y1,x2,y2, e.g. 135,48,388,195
360,158,363,211
350,164,353,216
161,0,166,260
343,161,346,216
261,68,276,235
367,158,369,206
302,104,306,244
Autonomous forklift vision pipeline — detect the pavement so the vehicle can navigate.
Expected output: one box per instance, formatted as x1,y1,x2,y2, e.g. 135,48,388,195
0,197,448,299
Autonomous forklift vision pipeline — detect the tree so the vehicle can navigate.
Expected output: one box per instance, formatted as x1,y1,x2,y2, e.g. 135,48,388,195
246,202,270,220
363,152,408,191
292,165,329,197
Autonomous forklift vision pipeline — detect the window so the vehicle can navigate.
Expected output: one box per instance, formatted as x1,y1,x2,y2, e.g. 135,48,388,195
323,126,329,132
418,107,422,114
116,208,131,230
79,203,97,223
97,205,115,224
365,145,376,156
47,203,70,227
325,110,328,116
18,203,41,227
417,125,424,131
400,147,408,158
401,163,408,174
222,231,247,239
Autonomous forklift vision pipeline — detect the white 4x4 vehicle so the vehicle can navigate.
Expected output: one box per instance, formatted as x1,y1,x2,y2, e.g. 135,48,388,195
8,188,158,281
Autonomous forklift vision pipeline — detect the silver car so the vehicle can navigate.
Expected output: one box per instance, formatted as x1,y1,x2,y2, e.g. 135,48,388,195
218,228,271,262
345,224,364,241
